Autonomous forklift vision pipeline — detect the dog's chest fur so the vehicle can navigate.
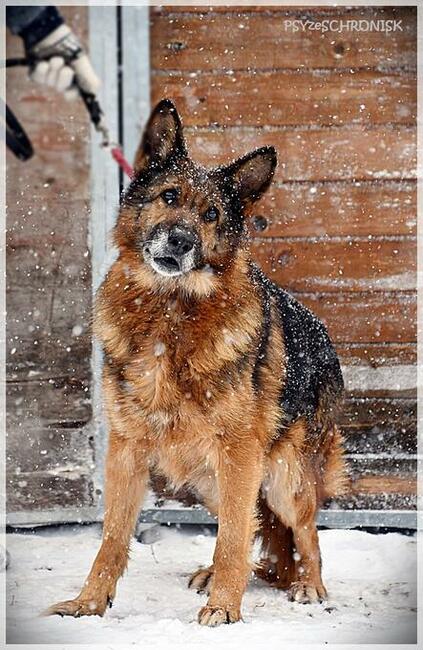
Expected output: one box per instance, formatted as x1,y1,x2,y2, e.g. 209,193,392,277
96,261,263,441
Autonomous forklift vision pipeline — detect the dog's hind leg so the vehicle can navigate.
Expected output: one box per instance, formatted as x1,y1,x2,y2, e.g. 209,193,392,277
287,519,327,604
189,566,214,594
46,434,149,617
263,419,327,603
256,497,297,589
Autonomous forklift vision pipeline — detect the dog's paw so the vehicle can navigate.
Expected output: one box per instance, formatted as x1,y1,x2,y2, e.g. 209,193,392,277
44,595,112,618
188,566,213,594
287,581,327,604
198,605,241,627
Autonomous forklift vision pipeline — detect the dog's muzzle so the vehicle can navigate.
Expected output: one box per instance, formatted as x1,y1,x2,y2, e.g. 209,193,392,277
143,225,198,277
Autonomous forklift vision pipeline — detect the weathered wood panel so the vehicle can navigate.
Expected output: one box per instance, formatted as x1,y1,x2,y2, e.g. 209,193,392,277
299,292,416,343
151,7,416,71
7,380,91,431
251,238,416,293
7,473,94,513
153,70,416,127
150,5,417,515
246,181,416,238
7,426,92,474
184,127,416,182
7,336,92,383
330,492,416,511
6,7,94,516
335,343,416,368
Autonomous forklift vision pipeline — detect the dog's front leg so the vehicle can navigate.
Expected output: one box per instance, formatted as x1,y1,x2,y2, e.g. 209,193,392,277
47,433,149,617
198,441,264,627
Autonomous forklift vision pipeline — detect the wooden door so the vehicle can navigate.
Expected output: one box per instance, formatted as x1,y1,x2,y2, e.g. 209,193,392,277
148,4,417,526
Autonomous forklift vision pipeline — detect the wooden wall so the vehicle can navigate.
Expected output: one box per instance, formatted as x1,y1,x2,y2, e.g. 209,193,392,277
150,5,417,513
6,8,94,516
6,6,417,522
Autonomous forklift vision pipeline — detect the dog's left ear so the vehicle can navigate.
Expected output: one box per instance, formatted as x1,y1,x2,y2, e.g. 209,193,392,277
134,99,186,173
224,146,277,204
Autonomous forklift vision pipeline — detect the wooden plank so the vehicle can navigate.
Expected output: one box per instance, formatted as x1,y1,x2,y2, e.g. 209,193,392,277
351,475,416,495
185,127,416,182
330,456,417,510
6,336,91,383
152,70,416,127
347,456,416,480
246,181,416,238
345,388,416,402
6,283,90,337
149,470,416,513
152,6,363,15
251,239,416,293
7,198,89,239
297,292,416,343
6,380,91,429
151,7,416,71
342,398,416,431
330,492,416,511
343,426,416,457
7,426,92,474
7,472,94,513
6,234,91,289
341,397,416,455
336,343,416,367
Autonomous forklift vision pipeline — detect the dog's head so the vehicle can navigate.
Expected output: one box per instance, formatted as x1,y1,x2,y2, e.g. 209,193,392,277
115,99,277,295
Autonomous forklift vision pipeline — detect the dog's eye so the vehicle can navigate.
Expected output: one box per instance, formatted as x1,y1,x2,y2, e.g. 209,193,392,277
161,188,179,205
203,206,219,223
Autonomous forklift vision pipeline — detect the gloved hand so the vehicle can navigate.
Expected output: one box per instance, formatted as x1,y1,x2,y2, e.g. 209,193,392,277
27,23,100,100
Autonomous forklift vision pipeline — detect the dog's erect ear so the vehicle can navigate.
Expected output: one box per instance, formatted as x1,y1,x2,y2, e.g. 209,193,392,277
133,99,186,173
223,146,277,205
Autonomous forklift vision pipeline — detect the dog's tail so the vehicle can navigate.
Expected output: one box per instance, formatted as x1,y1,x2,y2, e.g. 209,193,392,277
255,498,296,589
321,425,350,499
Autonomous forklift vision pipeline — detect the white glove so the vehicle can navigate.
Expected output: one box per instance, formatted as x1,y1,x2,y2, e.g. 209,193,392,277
28,24,100,101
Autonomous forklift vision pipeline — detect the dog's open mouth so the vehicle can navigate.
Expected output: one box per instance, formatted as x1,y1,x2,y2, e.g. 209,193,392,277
152,255,181,274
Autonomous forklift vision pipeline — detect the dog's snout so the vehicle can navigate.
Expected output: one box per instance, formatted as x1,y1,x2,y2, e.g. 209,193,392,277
144,224,198,276
167,227,195,256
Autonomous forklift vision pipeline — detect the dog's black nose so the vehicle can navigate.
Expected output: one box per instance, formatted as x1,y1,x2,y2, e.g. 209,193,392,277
167,227,195,256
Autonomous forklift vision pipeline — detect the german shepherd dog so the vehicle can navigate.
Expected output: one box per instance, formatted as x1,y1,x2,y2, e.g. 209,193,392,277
48,100,347,626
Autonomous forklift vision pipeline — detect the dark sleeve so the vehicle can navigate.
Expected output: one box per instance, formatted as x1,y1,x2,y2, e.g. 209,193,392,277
6,6,64,49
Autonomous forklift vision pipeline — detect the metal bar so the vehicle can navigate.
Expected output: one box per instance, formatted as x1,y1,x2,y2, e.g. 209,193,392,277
121,5,151,173
7,507,417,530
89,7,121,521
316,509,418,529
138,508,418,530
6,507,101,528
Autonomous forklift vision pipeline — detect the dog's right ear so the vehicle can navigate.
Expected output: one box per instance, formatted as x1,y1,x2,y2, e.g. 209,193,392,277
133,99,186,173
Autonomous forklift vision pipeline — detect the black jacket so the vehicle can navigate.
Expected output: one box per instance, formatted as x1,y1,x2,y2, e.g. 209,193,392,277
6,6,63,49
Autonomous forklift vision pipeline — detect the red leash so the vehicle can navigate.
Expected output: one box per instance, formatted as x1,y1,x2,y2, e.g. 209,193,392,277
110,145,134,178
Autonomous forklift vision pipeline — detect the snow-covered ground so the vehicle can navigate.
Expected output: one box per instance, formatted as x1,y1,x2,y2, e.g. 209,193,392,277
6,524,417,647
